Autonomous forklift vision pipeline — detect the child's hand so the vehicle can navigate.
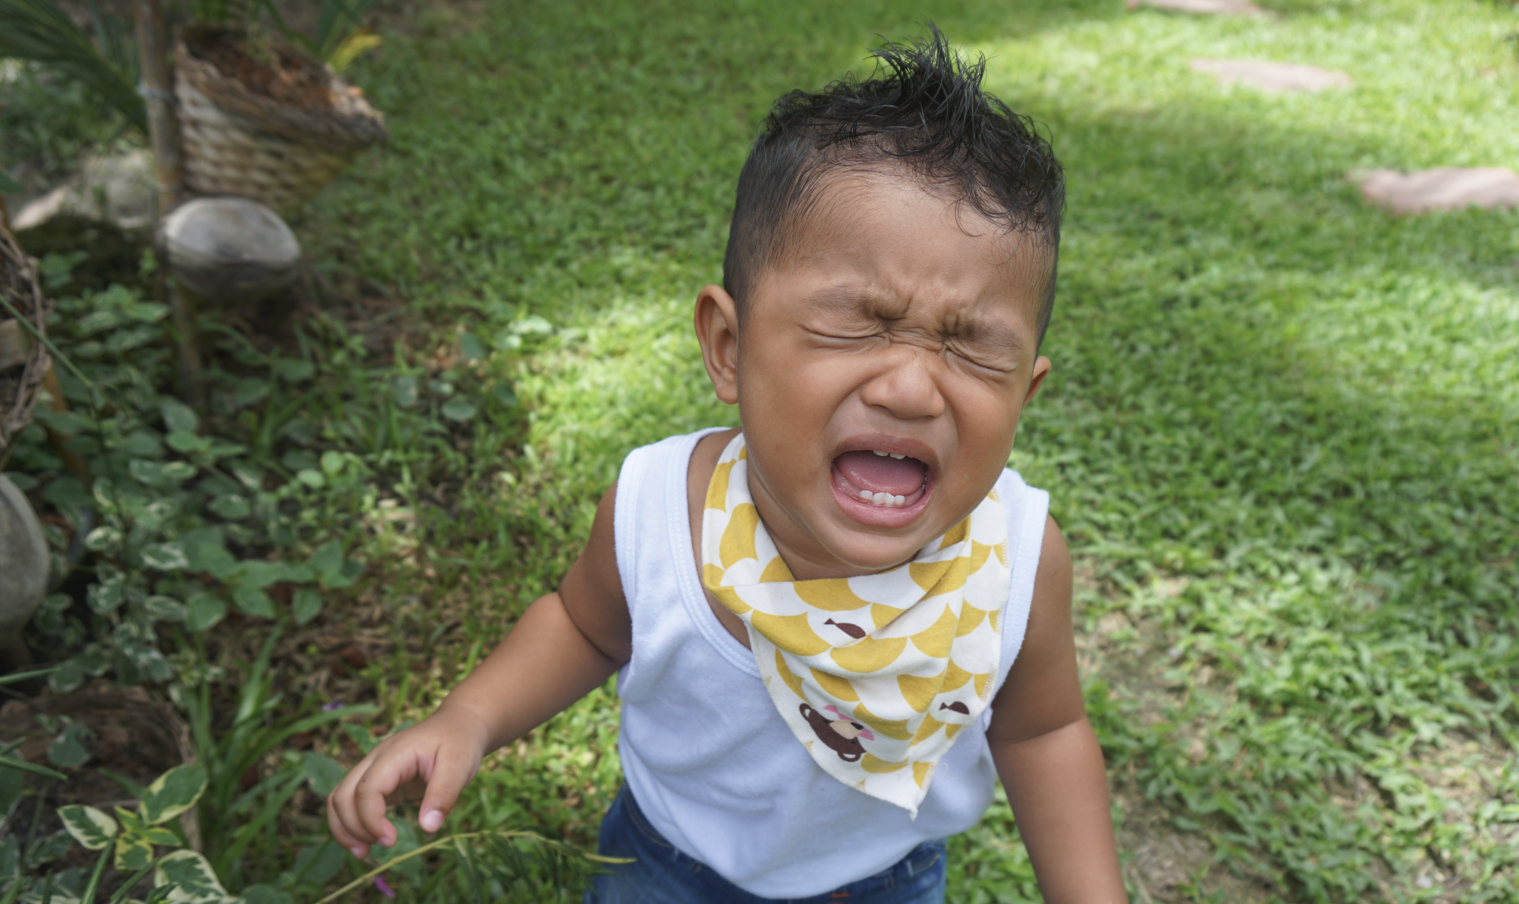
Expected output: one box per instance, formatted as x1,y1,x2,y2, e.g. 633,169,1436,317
326,703,493,858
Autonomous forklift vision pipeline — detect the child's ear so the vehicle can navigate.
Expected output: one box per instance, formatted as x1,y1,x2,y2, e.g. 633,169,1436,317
1023,355,1052,406
694,284,741,405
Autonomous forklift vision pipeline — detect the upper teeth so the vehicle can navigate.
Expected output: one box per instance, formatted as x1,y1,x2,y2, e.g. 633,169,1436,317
871,450,907,459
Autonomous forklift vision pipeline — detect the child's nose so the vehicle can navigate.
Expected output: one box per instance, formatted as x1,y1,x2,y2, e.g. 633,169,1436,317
858,349,945,420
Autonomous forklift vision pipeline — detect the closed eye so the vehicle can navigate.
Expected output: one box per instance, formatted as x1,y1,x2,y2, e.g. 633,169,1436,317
947,342,1017,375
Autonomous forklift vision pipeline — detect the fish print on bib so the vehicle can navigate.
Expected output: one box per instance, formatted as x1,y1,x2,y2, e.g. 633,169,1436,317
699,434,1010,816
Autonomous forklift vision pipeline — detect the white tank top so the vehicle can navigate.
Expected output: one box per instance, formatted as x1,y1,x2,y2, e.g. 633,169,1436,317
613,429,1049,898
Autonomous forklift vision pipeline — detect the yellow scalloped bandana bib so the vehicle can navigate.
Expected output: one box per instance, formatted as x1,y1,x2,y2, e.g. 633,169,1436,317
700,434,1010,816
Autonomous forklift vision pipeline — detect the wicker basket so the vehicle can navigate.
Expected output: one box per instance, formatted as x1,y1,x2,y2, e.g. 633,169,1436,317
175,27,388,217
0,226,52,459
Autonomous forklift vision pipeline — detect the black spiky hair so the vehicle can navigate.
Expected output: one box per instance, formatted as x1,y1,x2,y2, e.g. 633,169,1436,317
722,24,1066,347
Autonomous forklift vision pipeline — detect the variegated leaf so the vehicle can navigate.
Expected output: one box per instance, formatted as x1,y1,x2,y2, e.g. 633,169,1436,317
58,804,117,850
139,764,207,826
142,826,181,846
115,831,154,871
153,849,235,903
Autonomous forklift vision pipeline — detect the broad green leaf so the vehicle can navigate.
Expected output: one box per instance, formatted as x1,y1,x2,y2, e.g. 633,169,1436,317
295,469,325,489
50,658,85,694
105,325,158,354
143,596,187,623
514,313,553,335
291,588,322,626
114,831,154,872
165,431,211,454
47,722,92,769
116,430,166,458
285,840,344,886
159,398,199,434
320,451,344,476
302,754,346,798
123,301,170,324
26,832,74,865
309,541,343,581
139,765,207,826
180,528,237,580
235,560,304,589
441,397,476,422
391,375,418,408
58,806,117,850
153,850,233,902
238,886,293,904
271,357,314,383
130,459,196,488
140,827,180,847
232,378,269,408
86,573,126,613
460,331,486,360
207,495,250,520
138,543,190,572
231,585,274,619
184,593,227,632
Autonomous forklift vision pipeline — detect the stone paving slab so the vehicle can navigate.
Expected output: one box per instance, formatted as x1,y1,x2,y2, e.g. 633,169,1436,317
1357,168,1519,214
1191,58,1354,92
1128,0,1263,15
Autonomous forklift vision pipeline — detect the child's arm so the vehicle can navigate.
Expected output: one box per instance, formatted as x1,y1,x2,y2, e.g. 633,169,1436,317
986,516,1127,904
327,484,630,858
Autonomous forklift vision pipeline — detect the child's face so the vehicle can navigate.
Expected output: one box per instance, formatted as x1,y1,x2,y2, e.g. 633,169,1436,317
697,171,1052,580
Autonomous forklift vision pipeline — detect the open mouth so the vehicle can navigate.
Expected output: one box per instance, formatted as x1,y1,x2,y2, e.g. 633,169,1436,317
831,449,931,520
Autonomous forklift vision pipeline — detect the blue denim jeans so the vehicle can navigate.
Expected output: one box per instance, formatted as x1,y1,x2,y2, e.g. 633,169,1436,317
583,786,947,904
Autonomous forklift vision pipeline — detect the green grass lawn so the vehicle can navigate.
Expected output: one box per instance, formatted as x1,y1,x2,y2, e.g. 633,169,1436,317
278,0,1519,899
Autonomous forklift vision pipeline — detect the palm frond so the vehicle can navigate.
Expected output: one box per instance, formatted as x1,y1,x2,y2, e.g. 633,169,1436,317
0,0,145,133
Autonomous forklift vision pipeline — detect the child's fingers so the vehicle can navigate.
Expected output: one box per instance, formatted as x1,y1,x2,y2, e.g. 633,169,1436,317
353,754,415,848
326,793,371,860
416,747,479,834
327,756,385,857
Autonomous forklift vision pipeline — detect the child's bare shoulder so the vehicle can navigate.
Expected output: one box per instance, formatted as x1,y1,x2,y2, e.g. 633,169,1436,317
558,429,743,663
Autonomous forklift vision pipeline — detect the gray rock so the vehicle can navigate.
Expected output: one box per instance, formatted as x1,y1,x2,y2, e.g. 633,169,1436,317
0,475,48,652
12,149,156,232
162,196,301,305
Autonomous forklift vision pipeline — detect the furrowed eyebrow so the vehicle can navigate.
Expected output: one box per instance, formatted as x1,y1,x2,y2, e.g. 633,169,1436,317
953,317,1023,356
801,286,879,318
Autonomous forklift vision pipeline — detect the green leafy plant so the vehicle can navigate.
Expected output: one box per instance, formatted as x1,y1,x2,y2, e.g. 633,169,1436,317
176,630,373,889
50,764,207,904
0,0,144,133
8,270,363,691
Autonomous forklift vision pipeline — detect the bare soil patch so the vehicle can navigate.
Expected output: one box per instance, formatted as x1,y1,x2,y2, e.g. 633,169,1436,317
1357,168,1519,214
1128,0,1264,15
1191,59,1354,92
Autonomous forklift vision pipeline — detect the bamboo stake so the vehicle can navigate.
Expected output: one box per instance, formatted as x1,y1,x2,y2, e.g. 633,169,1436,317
134,0,183,213
134,0,205,407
